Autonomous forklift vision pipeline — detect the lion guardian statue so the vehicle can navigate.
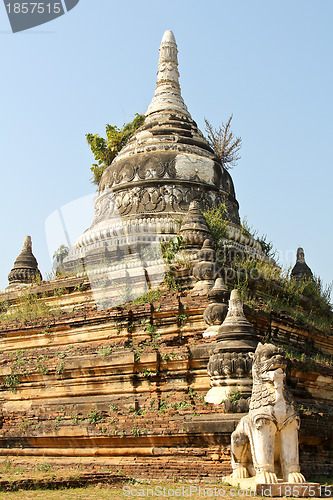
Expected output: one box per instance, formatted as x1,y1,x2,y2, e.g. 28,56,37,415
230,343,306,484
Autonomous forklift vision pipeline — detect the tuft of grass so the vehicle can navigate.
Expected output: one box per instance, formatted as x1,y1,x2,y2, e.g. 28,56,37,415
144,323,156,334
130,288,162,306
177,313,188,326
234,257,332,333
170,399,192,410
140,368,158,378
35,461,53,472
0,287,60,325
228,388,242,403
87,407,104,424
3,373,20,392
97,346,112,356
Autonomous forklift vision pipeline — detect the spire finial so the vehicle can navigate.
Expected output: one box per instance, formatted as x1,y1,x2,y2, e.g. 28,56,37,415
156,30,179,85
22,235,32,252
146,30,190,117
296,247,305,264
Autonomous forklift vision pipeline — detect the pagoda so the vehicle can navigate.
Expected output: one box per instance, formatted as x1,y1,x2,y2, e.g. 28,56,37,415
63,30,265,276
0,31,331,485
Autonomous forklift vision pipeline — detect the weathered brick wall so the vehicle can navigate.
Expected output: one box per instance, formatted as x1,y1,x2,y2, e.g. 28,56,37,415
0,282,332,479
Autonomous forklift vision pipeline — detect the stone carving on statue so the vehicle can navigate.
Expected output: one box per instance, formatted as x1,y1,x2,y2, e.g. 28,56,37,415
228,342,306,485
203,278,229,337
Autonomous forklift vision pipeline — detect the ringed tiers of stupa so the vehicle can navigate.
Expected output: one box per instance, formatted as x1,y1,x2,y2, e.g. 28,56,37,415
64,30,266,271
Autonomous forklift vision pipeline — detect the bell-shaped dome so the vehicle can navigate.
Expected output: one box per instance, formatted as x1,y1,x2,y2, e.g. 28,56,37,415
69,30,240,266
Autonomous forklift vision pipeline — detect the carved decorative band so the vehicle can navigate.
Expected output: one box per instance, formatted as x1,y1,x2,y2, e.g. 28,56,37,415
111,179,221,193
208,351,253,381
93,185,228,222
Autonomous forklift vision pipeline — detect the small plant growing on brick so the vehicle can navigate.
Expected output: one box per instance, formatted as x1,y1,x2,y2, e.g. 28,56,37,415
127,321,135,333
53,287,68,297
149,398,157,411
177,313,188,326
36,355,49,374
70,414,79,424
87,407,104,424
115,321,122,334
197,394,206,404
131,288,162,306
97,346,112,356
188,387,196,398
228,388,242,403
56,361,64,375
3,459,12,472
74,282,86,292
161,351,178,363
18,419,31,431
164,270,181,292
36,461,53,472
3,373,20,392
171,400,192,410
140,368,158,378
158,399,169,413
145,323,156,334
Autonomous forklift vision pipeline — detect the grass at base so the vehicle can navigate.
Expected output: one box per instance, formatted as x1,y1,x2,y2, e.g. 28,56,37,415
0,483,258,500
0,480,331,499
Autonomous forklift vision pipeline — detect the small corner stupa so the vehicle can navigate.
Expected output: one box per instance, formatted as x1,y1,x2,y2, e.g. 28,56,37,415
7,236,42,289
205,289,258,406
291,247,313,282
63,30,266,274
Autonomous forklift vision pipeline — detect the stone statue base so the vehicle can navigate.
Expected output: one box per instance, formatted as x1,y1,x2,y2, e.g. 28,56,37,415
222,476,321,497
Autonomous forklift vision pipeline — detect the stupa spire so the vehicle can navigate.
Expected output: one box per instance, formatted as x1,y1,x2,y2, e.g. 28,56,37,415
146,30,190,117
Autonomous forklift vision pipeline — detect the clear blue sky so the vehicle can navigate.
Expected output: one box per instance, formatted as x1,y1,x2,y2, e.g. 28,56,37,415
0,0,332,298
